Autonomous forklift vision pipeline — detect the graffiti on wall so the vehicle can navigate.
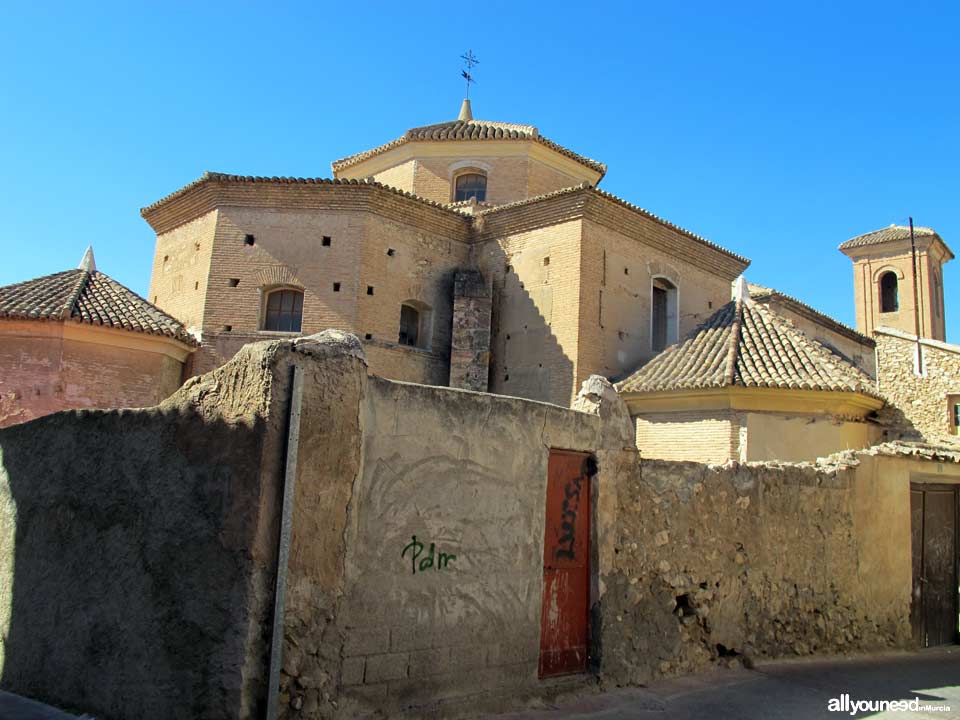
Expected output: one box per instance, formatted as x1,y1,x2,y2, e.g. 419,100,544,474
555,472,583,561
402,535,457,575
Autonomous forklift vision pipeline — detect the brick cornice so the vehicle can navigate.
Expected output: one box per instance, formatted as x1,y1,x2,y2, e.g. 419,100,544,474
473,186,750,280
141,173,473,240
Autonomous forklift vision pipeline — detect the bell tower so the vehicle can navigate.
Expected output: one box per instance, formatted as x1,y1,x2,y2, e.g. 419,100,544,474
839,223,953,341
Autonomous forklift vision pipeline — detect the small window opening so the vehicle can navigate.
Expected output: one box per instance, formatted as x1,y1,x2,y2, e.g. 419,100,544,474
543,256,550,266
228,278,240,287
263,289,303,332
194,281,199,290
367,286,374,295
652,277,678,353
364,333,372,340
399,304,420,347
333,282,341,292
708,301,713,309
454,173,487,202
322,236,332,246
624,267,629,275
223,325,232,332
387,248,396,257
244,234,255,246
879,271,899,313
950,395,960,435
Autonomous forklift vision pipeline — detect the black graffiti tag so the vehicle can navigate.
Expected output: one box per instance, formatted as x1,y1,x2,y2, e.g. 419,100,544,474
554,474,583,561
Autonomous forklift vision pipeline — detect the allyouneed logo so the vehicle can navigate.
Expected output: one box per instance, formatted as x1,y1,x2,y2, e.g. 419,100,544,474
828,694,951,714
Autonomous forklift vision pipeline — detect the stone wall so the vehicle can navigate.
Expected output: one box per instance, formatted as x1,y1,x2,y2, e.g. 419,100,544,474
599,457,913,686
876,327,960,438
449,270,492,391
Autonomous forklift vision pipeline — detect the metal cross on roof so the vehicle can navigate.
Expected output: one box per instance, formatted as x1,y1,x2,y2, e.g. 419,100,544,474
460,50,479,98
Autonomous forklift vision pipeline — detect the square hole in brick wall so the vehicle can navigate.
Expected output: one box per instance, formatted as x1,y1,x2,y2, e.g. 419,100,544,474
223,325,232,332
367,286,374,295
244,234,255,246
228,278,240,287
322,236,332,246
364,333,372,340
387,248,396,256
333,282,341,292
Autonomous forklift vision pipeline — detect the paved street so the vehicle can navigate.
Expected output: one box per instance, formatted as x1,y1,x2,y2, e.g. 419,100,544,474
495,648,960,719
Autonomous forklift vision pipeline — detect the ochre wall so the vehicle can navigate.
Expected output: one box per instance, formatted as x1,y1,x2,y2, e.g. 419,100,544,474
849,245,947,341
743,413,878,462
147,209,218,332
632,408,878,464
168,205,469,381
577,219,734,386
0,320,188,429
343,143,592,206
476,219,584,407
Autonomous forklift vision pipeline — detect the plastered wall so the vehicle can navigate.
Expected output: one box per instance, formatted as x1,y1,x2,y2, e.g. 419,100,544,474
0,340,292,719
0,321,187,429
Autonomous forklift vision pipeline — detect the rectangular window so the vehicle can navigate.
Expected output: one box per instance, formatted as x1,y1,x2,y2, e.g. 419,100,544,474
950,395,960,435
652,286,667,352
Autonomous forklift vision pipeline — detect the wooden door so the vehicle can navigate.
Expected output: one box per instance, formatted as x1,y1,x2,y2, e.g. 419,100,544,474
910,484,959,647
539,450,591,677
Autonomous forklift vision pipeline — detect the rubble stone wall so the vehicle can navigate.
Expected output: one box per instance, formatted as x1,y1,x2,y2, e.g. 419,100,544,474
599,457,913,686
876,328,960,438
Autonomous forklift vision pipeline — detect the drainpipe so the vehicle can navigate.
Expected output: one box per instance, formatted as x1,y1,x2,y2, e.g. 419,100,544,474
266,364,304,720
909,217,924,374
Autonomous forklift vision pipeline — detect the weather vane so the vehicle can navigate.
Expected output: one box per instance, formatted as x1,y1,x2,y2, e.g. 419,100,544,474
460,50,479,98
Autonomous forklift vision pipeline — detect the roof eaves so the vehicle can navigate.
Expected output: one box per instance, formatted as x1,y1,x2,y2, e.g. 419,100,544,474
141,171,471,219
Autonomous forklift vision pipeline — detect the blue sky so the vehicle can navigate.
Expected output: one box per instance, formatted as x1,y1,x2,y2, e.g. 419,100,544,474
2,1,958,339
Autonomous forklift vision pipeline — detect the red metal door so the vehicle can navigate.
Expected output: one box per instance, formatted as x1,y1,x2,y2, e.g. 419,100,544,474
539,450,591,677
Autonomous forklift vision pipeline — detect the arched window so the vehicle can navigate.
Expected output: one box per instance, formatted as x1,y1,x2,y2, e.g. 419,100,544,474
454,173,487,202
398,301,431,348
651,278,679,352
879,271,899,313
263,289,303,332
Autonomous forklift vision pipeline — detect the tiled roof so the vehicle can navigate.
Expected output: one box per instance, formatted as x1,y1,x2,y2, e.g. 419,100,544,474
331,119,607,176
0,268,196,345
838,224,940,251
747,282,873,346
141,172,472,217
617,299,877,396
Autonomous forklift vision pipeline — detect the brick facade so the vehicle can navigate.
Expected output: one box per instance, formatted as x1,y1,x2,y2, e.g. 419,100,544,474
0,321,187,428
143,135,747,406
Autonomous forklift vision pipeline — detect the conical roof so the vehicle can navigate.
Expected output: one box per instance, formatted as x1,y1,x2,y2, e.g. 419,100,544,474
617,299,877,396
0,257,195,345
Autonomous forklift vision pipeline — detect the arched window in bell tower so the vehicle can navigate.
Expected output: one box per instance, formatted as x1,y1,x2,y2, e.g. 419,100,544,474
879,271,899,313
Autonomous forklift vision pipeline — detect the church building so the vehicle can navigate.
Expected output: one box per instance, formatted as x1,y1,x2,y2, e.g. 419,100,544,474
142,99,748,407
